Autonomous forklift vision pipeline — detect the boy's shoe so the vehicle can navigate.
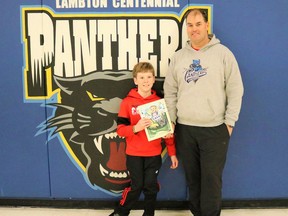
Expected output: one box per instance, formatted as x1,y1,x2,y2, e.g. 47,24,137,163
108,212,121,216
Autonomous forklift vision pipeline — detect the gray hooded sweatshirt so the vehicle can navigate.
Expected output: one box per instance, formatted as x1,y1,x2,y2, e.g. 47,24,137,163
164,34,244,127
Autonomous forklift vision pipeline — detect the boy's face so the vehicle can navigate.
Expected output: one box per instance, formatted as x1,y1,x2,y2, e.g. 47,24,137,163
134,71,155,95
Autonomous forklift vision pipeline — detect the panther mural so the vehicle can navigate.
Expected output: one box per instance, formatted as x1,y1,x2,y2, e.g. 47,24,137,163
41,70,164,195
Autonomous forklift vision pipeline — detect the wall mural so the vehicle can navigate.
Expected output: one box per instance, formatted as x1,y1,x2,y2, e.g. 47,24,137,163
21,3,212,196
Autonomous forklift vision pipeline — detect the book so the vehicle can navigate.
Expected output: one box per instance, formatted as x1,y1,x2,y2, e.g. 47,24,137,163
137,98,173,141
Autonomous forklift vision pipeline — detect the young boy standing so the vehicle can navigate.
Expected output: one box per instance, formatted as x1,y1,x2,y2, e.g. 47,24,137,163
109,62,178,216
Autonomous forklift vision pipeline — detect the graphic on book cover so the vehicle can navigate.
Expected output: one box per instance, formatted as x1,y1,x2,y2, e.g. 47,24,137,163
138,99,173,141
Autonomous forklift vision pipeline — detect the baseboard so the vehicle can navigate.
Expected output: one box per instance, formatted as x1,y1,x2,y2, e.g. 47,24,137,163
0,199,288,209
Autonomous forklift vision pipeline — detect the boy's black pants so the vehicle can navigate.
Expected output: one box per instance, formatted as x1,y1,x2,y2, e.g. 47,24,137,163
176,123,230,216
115,155,162,216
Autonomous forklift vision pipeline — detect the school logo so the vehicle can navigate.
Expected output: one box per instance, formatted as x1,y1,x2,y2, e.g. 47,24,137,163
184,59,207,83
21,5,212,195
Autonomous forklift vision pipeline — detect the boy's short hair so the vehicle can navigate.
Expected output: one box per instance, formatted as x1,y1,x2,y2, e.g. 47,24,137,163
132,62,155,78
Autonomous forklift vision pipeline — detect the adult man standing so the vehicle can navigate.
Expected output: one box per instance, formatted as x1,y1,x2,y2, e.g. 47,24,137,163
164,9,244,216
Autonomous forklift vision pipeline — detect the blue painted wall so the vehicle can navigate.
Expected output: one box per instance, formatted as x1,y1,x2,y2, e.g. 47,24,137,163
0,0,288,201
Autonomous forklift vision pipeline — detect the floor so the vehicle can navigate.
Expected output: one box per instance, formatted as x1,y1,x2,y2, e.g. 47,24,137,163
1,207,288,216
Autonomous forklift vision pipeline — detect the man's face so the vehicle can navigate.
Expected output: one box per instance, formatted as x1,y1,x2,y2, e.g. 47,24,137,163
186,12,209,47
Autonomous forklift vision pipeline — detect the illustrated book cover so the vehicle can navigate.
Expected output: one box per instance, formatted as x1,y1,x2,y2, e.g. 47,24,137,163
137,99,173,141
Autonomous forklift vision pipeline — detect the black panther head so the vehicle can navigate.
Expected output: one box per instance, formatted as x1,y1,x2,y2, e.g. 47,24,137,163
45,71,164,194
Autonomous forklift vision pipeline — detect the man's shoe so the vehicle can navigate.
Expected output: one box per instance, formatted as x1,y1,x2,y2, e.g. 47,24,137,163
142,213,154,216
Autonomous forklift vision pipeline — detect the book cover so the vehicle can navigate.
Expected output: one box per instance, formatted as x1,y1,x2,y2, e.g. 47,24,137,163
137,99,173,141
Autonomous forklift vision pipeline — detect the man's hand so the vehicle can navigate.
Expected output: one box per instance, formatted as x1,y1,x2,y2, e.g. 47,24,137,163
226,124,233,136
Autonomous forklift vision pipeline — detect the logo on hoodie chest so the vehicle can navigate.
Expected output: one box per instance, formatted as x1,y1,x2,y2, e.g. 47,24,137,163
184,59,207,83
132,106,139,115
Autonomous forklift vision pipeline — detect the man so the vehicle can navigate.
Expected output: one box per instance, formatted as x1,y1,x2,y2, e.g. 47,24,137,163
164,9,244,216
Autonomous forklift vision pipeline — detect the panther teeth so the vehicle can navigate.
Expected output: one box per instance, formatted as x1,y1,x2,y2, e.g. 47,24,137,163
99,164,128,178
94,132,125,155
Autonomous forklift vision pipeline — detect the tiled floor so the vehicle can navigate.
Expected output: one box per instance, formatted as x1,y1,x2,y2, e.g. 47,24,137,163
1,207,288,216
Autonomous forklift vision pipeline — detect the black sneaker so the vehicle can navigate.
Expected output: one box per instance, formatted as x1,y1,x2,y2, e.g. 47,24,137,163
142,214,154,216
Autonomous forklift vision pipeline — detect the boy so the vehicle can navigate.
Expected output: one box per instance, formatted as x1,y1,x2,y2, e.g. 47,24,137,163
109,62,178,216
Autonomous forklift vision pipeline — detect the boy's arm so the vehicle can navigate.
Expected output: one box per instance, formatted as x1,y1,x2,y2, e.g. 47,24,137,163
117,117,134,137
164,137,178,169
164,137,176,156
117,116,152,137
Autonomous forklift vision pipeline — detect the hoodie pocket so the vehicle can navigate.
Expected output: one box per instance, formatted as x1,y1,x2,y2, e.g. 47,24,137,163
177,97,219,124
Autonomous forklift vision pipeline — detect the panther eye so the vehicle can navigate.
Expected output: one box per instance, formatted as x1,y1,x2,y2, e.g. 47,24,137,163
86,91,105,101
